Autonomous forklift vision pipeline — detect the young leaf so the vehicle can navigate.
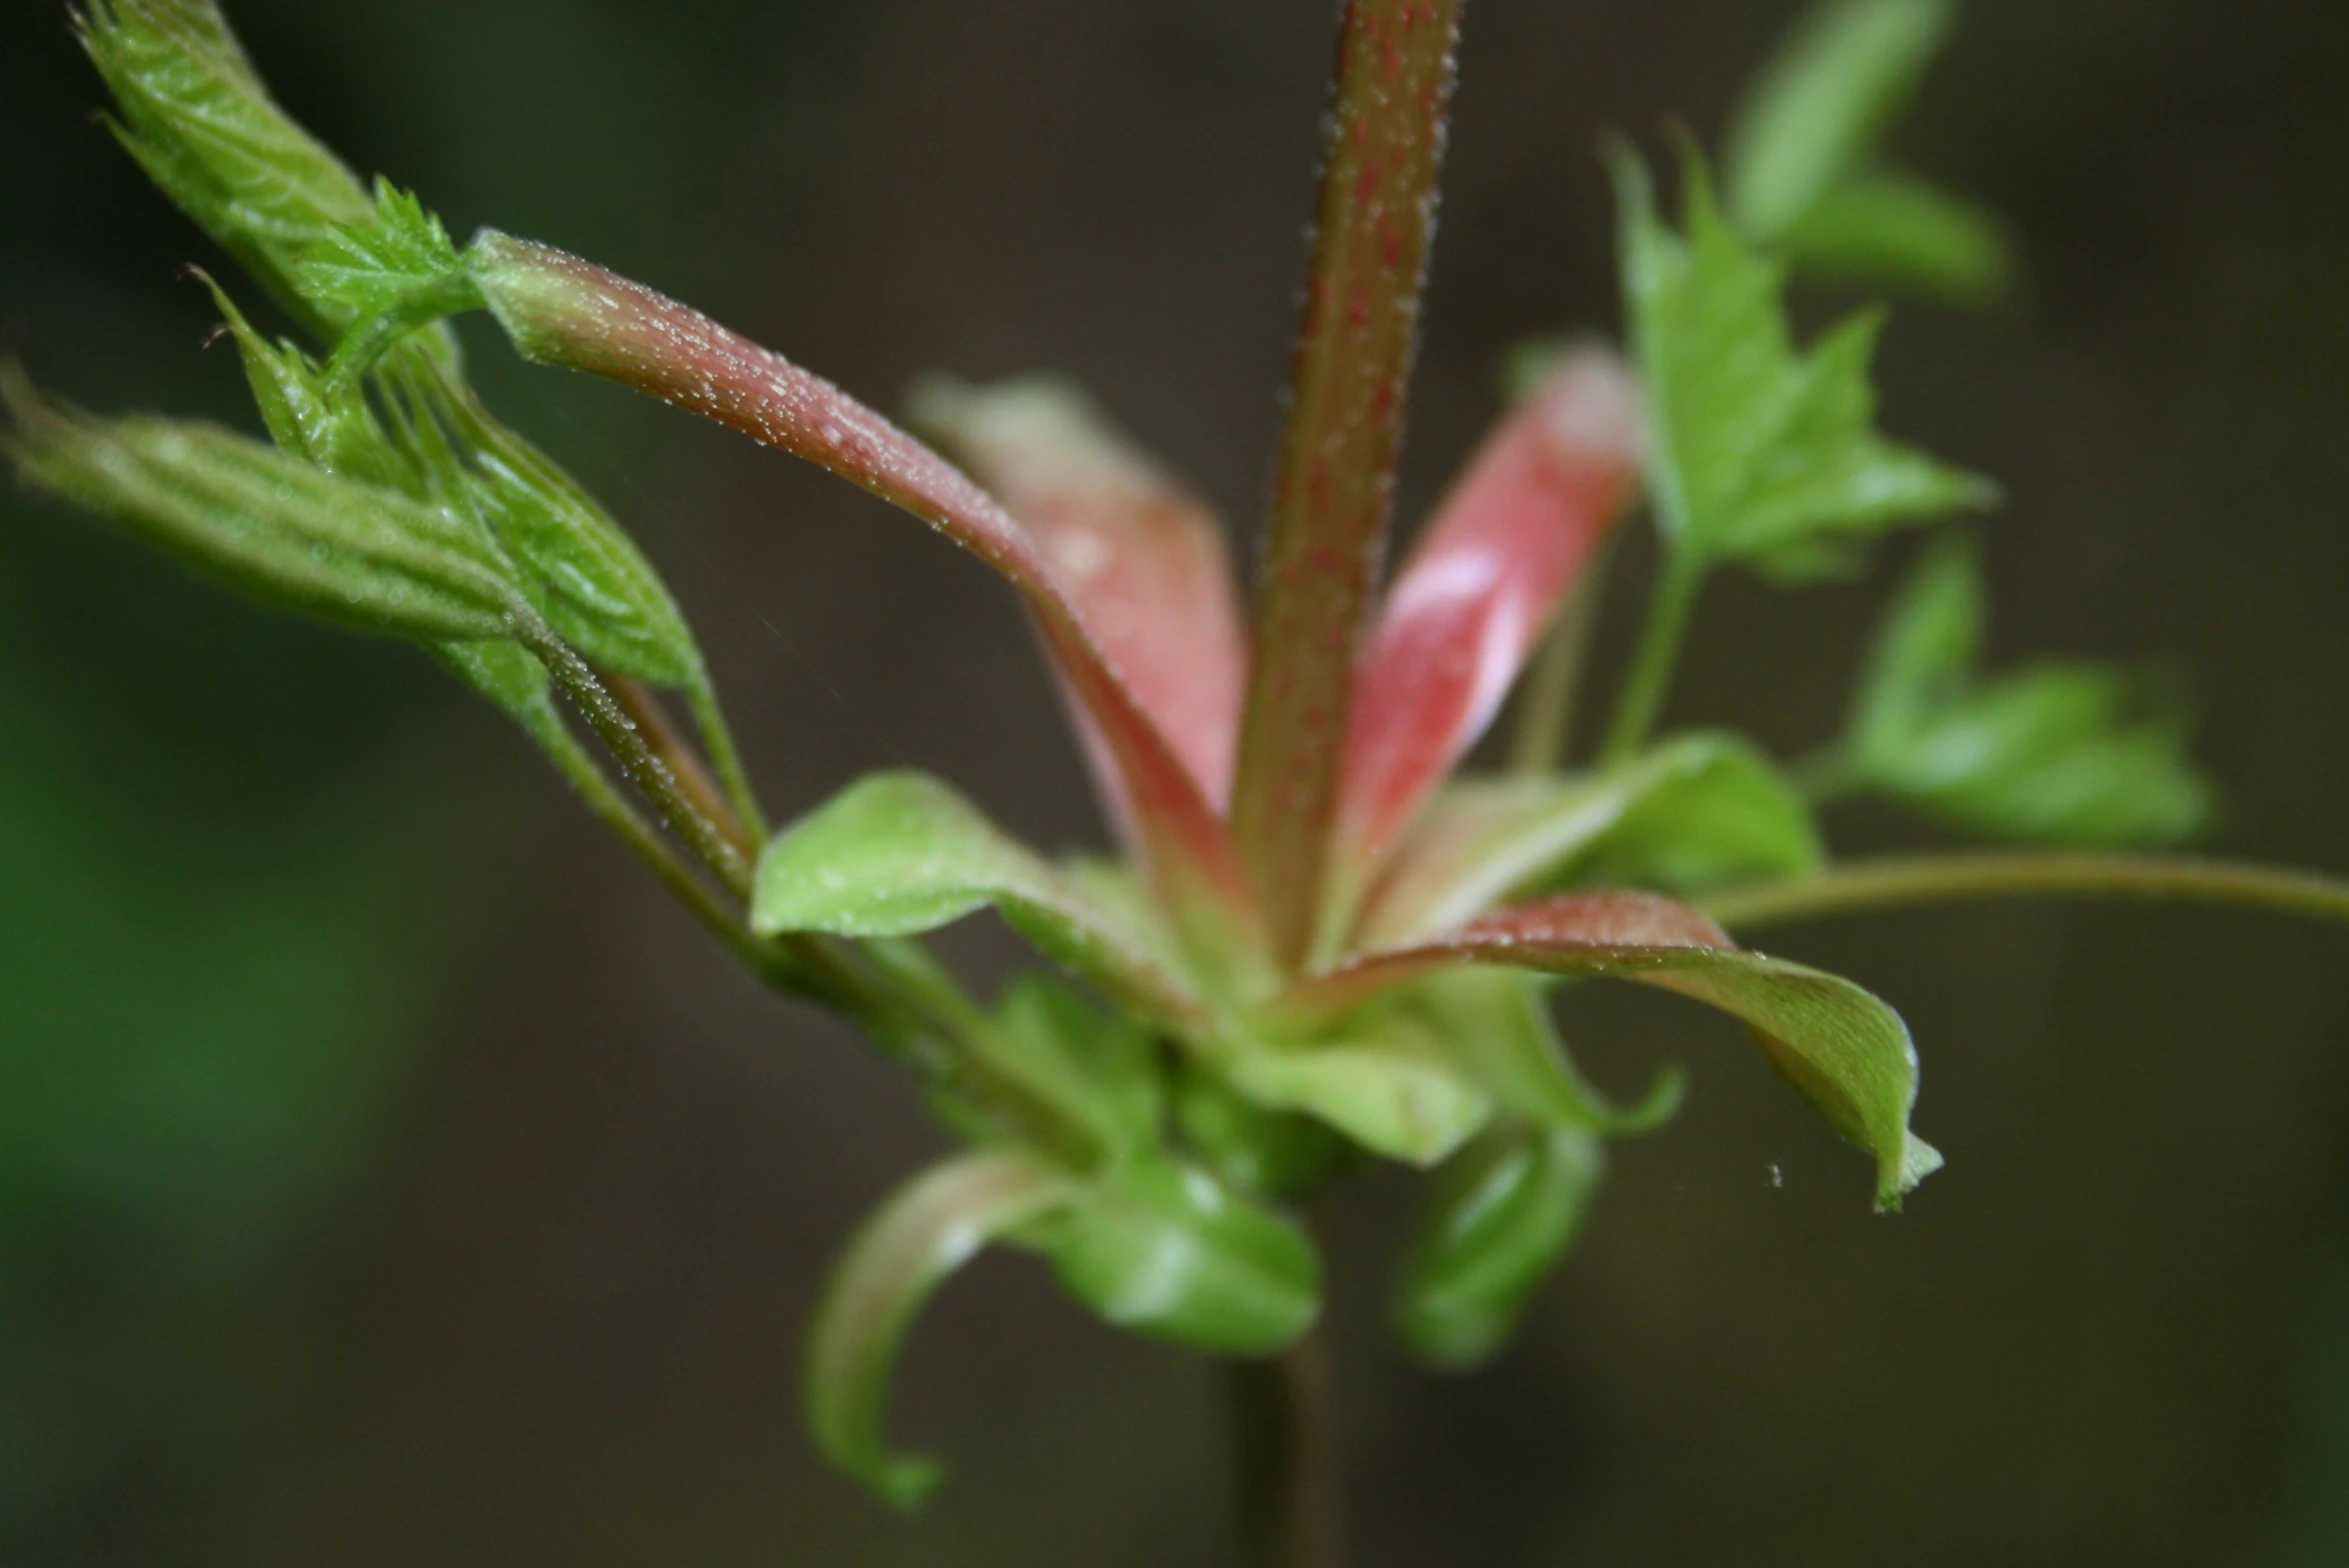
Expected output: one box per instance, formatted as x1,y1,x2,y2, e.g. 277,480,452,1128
79,0,375,337
1169,1064,1352,1203
1027,1155,1319,1355
1358,733,1821,947
296,182,467,322
467,232,1262,951
1325,348,1643,937
397,361,704,687
1393,1120,1605,1369
909,375,1249,813
976,974,1162,1165
1222,1006,1494,1167
1723,0,1954,245
1231,0,1465,965
751,771,1206,1030
1841,538,2212,846
199,276,411,489
3,373,524,644
1618,149,1995,584
804,1150,1073,1508
1279,892,1940,1208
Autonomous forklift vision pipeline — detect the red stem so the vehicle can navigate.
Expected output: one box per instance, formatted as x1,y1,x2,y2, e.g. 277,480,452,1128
1231,0,1466,967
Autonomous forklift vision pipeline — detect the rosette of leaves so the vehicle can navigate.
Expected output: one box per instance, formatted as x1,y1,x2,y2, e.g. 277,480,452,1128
26,0,2345,1532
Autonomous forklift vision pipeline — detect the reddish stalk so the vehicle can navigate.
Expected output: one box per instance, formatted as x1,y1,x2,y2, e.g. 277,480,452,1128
1231,0,1466,967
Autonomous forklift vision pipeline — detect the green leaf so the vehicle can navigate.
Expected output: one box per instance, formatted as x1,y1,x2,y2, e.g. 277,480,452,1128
1360,733,1822,946
1283,893,1940,1208
198,275,410,488
1394,1121,1605,1368
751,772,1203,1028
1843,538,2212,846
1027,1155,1318,1354
3,373,524,644
1616,148,1996,583
1222,1005,1494,1166
1169,1064,1352,1202
391,360,704,686
1779,171,2011,307
973,974,1161,1164
80,0,375,337
300,182,485,380
804,1151,1073,1508
1724,0,1954,244
1400,969,1684,1137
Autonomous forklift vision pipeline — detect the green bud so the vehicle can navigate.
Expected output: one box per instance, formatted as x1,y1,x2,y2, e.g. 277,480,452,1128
4,369,525,644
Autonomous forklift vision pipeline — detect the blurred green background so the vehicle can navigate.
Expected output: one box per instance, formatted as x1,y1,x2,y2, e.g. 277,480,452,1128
4,0,2349,1562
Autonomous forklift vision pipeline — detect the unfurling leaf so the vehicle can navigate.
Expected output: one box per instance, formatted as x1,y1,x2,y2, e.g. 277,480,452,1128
1282,892,1939,1208
301,182,483,379
1616,148,1995,584
397,363,703,686
80,0,375,336
805,1151,1073,1508
200,276,408,487
751,771,1203,1029
3,373,523,644
1724,0,1953,244
1394,1121,1605,1368
1027,1156,1319,1354
1841,537,2211,846
1359,733,1821,947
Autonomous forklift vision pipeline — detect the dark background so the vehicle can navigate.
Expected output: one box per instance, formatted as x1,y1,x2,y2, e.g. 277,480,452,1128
5,0,2349,1563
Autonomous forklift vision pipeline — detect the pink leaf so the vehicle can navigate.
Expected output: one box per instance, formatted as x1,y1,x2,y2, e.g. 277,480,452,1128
1326,348,1642,930
908,377,1249,814
469,232,1260,938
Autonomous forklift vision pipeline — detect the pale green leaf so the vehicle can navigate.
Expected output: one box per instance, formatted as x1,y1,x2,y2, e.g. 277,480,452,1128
1223,1006,1494,1166
1724,0,1954,243
751,772,1202,1027
390,360,703,685
80,0,375,336
4,375,523,644
1617,149,1996,582
1394,1121,1605,1368
804,1150,1073,1508
1026,1155,1318,1354
1360,732,1821,946
199,275,409,488
1844,538,2212,845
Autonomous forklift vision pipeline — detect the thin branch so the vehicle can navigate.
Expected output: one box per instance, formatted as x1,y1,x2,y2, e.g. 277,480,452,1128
1698,852,2349,934
1231,0,1466,965
1509,538,1614,775
606,670,753,863
1598,547,1702,765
